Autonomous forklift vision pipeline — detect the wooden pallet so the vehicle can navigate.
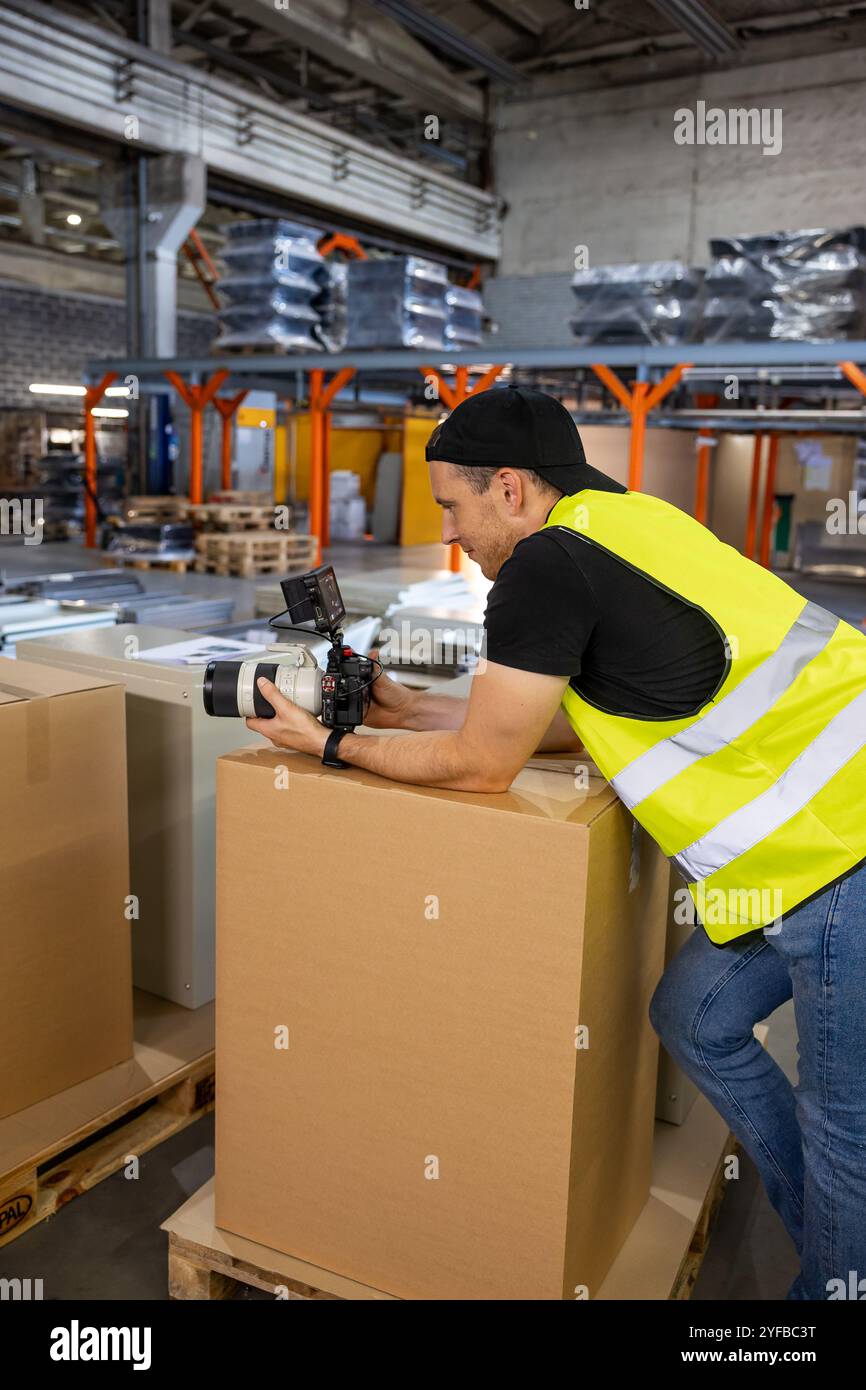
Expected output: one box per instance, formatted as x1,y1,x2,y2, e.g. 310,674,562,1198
0,993,214,1249
669,1138,740,1299
183,503,280,532
125,496,184,524
119,554,194,573
164,1106,740,1302
207,491,272,507
163,1182,391,1301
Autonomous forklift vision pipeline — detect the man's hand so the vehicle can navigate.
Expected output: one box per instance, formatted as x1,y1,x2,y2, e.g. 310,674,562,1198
363,655,419,730
245,677,329,758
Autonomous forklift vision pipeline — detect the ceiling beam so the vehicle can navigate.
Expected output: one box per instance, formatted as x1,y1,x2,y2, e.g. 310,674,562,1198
222,0,485,120
474,0,545,38
647,0,740,59
360,0,524,82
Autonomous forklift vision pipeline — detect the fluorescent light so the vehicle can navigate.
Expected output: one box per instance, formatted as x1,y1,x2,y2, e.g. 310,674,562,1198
29,383,131,399
92,408,129,418
65,212,82,226
29,383,86,396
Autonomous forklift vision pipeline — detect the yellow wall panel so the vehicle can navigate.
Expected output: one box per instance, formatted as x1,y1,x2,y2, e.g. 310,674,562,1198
401,415,442,547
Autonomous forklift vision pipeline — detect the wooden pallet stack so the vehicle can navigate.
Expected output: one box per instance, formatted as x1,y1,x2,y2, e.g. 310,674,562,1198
194,530,317,578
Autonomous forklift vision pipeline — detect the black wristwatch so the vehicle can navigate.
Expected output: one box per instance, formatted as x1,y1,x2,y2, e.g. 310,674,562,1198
321,727,350,768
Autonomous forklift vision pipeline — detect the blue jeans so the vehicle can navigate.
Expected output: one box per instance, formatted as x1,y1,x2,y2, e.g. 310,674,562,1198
649,856,866,1300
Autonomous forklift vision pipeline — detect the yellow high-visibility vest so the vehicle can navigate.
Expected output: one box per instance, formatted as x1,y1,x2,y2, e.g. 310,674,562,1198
544,489,866,944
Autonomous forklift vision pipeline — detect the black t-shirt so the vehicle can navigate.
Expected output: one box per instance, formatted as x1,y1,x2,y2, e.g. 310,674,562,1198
483,506,728,720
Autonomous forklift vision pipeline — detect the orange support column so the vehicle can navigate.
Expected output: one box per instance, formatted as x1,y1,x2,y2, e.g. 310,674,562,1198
165,370,228,503
628,381,649,492
322,411,332,548
693,394,718,525
83,372,118,548
213,391,248,491
308,367,356,564
309,369,325,564
745,432,765,560
758,434,780,569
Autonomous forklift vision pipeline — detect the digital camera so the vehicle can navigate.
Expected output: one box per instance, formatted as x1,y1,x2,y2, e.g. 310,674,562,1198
202,565,376,727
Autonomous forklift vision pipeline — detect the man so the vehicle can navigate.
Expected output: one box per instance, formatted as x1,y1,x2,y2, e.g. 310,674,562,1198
249,384,866,1301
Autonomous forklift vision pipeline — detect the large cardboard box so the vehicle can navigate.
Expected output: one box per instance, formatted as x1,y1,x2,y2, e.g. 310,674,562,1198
0,658,133,1121
21,626,251,1009
215,746,669,1300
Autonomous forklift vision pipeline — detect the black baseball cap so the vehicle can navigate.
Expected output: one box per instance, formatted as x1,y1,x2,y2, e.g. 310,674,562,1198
424,384,624,496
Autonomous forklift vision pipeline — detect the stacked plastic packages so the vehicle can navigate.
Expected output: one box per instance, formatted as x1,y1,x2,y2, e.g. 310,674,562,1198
701,228,866,342
314,261,348,353
215,219,327,351
445,285,484,348
347,256,448,350
569,262,705,345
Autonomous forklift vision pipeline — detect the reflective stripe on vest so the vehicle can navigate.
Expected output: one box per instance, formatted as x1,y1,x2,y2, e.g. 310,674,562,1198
609,600,839,811
671,683,866,883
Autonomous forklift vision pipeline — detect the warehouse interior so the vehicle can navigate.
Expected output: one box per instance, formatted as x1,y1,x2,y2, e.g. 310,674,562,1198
1,0,865,1328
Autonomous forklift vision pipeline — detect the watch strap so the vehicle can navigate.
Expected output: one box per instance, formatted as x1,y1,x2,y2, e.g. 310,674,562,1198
322,727,350,768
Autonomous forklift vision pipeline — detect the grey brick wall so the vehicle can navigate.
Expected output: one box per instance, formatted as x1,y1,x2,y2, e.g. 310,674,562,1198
482,272,575,350
0,283,215,408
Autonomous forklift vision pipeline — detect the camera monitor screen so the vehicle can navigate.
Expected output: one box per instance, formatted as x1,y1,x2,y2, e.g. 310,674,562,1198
316,567,344,629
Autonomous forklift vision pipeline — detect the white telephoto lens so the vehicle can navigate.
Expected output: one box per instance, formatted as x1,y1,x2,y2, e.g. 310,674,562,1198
275,663,322,716
236,658,323,717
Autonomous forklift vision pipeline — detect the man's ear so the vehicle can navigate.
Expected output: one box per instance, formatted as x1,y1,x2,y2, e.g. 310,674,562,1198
498,469,524,511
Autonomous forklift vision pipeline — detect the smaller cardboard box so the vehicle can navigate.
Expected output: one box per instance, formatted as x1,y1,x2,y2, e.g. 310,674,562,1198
216,745,669,1300
0,658,133,1121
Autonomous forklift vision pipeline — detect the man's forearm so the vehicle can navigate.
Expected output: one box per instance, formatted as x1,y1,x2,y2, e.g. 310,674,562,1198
402,689,467,732
338,727,509,793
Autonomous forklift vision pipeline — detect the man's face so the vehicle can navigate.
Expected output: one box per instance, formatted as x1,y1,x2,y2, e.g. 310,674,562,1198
428,459,526,580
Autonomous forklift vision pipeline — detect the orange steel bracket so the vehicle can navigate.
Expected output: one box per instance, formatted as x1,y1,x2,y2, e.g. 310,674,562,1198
182,229,221,310
420,366,457,410
758,434,780,569
418,362,506,570
83,371,119,548
165,369,229,504
317,232,367,260
212,391,248,491
839,360,866,398
745,432,765,560
591,362,690,491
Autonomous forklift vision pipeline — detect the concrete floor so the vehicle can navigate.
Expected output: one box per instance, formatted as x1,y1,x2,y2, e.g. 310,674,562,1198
0,532,829,1300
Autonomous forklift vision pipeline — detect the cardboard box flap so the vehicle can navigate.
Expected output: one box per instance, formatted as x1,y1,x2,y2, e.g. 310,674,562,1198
220,743,619,825
0,655,124,699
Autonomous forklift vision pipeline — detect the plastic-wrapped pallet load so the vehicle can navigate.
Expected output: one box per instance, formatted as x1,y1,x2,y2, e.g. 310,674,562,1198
570,262,705,345
215,219,327,352
445,284,484,348
329,470,366,541
701,227,866,342
314,261,348,353
347,256,448,350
